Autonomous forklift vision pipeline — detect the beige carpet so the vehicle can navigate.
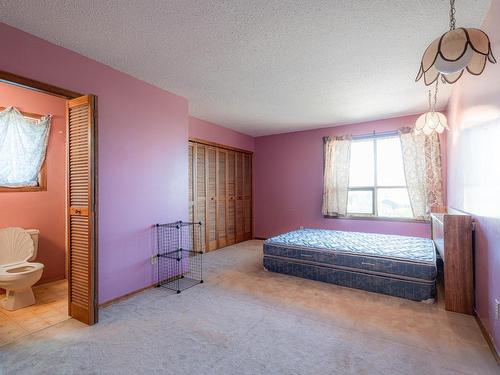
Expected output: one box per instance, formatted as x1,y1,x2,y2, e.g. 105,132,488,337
0,240,497,375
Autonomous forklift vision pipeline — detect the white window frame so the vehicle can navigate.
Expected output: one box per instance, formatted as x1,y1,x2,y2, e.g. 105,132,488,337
347,133,410,218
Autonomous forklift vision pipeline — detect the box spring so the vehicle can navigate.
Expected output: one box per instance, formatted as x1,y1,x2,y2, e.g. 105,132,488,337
263,229,437,302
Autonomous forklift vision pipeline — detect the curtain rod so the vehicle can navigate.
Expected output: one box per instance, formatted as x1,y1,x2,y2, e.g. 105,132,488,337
351,130,399,140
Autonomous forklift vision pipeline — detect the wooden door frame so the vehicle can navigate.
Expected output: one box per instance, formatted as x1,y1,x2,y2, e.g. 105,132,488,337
0,70,99,324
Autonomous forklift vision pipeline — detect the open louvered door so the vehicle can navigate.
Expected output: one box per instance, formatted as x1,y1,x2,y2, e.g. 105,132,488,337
235,152,245,242
217,149,227,248
67,95,97,325
243,153,252,240
205,146,217,251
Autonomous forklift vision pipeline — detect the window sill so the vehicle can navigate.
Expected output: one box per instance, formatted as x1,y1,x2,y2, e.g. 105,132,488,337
323,215,430,224
0,185,46,193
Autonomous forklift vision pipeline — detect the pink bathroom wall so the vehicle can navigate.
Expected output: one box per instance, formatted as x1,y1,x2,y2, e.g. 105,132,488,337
0,82,66,284
446,0,500,353
189,116,255,151
254,114,447,239
0,23,189,304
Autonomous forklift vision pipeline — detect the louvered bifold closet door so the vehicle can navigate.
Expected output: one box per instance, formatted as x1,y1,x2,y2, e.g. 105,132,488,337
226,150,236,245
195,144,207,250
67,95,97,325
205,146,217,251
235,152,245,242
243,153,252,240
217,149,227,248
188,143,199,251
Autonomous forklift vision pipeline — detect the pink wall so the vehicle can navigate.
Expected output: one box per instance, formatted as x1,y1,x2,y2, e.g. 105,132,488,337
447,1,500,352
0,82,66,284
189,116,254,151
254,115,447,239
0,23,189,304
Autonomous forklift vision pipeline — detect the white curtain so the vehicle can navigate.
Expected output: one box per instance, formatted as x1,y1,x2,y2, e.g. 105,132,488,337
399,128,443,219
322,136,352,216
0,107,52,187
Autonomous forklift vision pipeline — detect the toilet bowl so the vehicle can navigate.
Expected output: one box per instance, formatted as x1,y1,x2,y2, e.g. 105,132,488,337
0,228,44,311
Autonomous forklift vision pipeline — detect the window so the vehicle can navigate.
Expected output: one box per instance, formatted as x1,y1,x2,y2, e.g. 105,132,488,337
347,135,413,218
0,107,51,192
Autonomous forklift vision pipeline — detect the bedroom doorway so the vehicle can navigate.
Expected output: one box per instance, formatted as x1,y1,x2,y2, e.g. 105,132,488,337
0,71,98,325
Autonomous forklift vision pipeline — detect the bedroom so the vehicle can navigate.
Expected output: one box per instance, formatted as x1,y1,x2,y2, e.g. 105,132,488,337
0,1,499,374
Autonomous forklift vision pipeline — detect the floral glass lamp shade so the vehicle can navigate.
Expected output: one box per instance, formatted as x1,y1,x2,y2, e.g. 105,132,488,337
415,111,448,135
415,0,496,86
414,81,449,136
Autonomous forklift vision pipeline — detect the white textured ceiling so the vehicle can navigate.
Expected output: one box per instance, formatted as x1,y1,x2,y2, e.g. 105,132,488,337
0,0,491,136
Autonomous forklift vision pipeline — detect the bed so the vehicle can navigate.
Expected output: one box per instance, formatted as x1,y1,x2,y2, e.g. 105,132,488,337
263,228,437,302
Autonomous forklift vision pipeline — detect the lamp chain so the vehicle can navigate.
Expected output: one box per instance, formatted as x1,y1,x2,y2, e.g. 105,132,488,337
449,0,456,30
428,80,439,113
433,79,439,111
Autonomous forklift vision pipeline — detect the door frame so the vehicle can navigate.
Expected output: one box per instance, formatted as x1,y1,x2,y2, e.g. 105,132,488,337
0,70,99,324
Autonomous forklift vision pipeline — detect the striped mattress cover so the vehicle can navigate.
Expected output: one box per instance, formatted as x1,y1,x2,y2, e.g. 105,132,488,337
263,228,437,301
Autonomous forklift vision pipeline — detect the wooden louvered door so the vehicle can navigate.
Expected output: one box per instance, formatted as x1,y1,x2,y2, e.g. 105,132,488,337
243,153,252,240
67,95,97,325
216,149,227,248
205,146,217,251
225,150,236,245
188,143,199,251
235,152,245,242
188,140,252,252
194,144,207,250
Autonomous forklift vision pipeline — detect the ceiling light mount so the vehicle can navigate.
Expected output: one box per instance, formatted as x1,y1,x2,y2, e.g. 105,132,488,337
416,0,496,86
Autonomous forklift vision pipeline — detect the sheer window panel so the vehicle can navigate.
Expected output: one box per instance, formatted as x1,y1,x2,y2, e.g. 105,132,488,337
0,107,51,190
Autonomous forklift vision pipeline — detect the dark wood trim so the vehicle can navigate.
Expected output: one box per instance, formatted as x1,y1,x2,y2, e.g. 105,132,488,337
0,70,81,99
474,311,500,366
189,137,253,155
253,236,267,240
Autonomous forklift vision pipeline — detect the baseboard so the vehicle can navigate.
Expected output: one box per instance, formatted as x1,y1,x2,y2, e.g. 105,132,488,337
474,311,500,366
253,236,267,240
99,283,156,308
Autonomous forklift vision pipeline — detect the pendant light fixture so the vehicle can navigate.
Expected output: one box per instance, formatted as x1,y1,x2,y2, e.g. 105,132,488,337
416,0,496,86
415,80,449,135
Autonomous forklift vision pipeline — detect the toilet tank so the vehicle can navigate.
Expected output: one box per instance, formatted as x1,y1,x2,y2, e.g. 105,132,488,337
25,229,39,261
0,228,36,266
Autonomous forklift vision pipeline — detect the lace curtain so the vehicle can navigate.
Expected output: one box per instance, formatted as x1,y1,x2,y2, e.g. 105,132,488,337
322,136,352,216
0,107,52,187
399,128,443,219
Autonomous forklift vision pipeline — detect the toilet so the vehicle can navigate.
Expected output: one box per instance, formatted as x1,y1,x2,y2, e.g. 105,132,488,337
0,228,44,311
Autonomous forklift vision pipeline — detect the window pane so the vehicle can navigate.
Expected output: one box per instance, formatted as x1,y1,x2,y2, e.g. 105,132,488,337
377,188,413,218
376,137,406,186
347,190,373,214
349,140,374,187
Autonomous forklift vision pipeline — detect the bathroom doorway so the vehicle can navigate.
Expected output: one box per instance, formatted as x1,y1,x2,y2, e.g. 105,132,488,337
0,71,98,327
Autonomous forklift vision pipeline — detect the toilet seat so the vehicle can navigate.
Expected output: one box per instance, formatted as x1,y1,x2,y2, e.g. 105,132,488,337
0,262,44,281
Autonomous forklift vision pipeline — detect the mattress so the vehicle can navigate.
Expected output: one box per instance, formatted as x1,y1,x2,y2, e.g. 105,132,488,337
263,229,437,301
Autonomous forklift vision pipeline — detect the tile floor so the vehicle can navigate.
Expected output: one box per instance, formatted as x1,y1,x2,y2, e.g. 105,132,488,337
0,280,69,347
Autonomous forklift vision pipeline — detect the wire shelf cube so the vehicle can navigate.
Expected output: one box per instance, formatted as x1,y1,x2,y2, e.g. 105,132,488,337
155,221,204,293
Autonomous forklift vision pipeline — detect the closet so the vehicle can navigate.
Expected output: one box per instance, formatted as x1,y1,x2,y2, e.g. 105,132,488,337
189,140,252,252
